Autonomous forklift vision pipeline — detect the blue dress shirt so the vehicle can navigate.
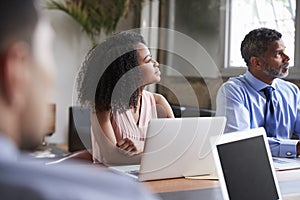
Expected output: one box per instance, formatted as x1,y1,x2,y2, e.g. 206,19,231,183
216,70,300,158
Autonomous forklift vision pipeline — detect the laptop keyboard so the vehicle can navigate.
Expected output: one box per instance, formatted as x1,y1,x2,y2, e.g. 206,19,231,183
273,158,290,164
128,170,140,176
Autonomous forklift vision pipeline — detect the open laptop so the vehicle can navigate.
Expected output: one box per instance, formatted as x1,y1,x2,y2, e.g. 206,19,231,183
272,157,300,171
109,116,226,181
213,127,282,200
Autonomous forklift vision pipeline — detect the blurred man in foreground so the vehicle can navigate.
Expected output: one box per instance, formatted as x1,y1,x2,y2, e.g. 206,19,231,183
0,1,157,199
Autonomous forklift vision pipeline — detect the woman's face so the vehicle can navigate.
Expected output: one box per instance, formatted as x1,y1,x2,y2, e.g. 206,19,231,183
136,42,160,86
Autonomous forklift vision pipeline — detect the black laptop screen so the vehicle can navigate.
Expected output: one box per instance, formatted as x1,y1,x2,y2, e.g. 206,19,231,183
217,135,279,200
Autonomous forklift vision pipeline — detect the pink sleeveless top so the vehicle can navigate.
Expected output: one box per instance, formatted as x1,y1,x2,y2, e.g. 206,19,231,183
91,90,157,165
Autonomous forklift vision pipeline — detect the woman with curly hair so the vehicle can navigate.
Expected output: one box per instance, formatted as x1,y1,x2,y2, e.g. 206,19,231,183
76,31,174,165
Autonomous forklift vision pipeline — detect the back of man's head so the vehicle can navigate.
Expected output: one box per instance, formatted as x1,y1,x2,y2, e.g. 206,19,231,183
0,1,55,150
0,0,38,53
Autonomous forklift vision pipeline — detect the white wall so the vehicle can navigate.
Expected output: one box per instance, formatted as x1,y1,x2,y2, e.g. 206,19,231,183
43,9,92,144
41,1,140,145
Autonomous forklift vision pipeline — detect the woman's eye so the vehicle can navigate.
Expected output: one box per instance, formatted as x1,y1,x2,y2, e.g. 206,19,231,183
146,59,152,63
276,51,283,56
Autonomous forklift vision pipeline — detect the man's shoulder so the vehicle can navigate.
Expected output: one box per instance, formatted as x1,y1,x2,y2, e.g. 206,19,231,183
217,75,254,101
0,159,156,200
220,75,248,91
276,78,300,93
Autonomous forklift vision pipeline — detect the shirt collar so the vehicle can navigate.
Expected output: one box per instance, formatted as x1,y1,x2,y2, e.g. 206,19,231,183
0,134,20,162
245,70,278,91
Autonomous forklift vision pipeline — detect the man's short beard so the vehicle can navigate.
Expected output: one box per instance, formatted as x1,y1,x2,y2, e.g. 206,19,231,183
262,63,289,79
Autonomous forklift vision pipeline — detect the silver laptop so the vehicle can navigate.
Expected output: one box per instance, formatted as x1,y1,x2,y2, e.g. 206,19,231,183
213,127,282,200
110,117,226,181
272,157,300,171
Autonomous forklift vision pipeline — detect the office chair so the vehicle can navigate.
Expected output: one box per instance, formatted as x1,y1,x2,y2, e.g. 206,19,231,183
68,106,92,152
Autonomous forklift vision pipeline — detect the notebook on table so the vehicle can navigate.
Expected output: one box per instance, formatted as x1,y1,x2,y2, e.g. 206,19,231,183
213,127,282,200
109,116,226,181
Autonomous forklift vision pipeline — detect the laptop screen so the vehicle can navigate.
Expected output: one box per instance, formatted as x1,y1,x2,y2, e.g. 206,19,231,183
217,135,279,200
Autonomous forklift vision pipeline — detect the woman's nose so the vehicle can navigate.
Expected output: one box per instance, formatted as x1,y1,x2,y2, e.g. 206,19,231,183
152,59,159,67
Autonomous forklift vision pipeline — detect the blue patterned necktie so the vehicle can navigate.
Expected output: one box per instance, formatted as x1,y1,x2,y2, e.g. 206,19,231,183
263,86,276,137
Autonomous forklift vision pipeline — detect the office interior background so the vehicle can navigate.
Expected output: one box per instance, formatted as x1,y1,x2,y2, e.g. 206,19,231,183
43,0,299,145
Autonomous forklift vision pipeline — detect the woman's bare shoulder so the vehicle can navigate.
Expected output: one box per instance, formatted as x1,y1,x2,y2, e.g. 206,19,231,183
153,93,166,102
96,109,112,123
152,93,174,118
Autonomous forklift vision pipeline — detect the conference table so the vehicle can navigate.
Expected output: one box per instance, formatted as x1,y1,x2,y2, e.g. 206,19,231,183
39,146,300,199
143,169,300,200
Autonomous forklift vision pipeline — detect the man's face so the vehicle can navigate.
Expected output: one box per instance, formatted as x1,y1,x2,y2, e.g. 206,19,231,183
260,39,290,79
20,20,55,150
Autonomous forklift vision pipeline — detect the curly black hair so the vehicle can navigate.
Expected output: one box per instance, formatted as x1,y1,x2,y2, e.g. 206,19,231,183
241,28,282,67
76,31,146,113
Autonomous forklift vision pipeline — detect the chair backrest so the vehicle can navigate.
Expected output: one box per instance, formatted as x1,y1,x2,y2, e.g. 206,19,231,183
68,106,92,152
170,104,216,117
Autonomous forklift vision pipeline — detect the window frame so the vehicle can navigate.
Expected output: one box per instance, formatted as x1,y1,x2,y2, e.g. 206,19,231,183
222,0,300,79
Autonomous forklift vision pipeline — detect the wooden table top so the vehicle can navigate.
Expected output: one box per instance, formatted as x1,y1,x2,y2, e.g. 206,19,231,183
143,168,300,194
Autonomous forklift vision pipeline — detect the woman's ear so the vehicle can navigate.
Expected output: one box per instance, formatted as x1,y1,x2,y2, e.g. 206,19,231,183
0,42,31,107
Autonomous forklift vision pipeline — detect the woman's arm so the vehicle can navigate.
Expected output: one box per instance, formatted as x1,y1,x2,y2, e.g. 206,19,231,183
153,93,174,118
96,110,139,154
96,110,117,145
